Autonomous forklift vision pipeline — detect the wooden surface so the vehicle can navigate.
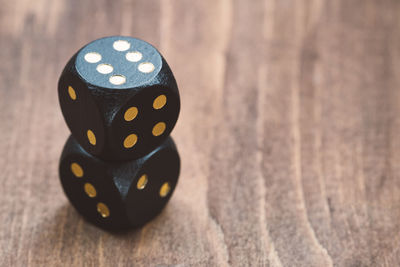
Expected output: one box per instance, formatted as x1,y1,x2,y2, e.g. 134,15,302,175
1,0,400,266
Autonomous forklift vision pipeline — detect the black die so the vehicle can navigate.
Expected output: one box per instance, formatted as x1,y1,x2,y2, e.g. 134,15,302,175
58,36,180,161
59,135,180,231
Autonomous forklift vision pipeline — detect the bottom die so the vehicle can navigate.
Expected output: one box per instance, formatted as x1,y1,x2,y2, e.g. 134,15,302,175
59,135,180,231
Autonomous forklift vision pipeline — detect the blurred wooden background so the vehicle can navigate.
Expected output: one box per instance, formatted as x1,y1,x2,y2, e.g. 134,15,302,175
1,0,400,266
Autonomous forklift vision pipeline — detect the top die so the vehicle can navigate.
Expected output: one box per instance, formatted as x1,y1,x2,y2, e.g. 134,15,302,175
58,36,180,161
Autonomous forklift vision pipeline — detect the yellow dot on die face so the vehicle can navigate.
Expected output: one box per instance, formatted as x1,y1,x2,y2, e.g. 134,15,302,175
159,182,171,197
123,134,138,148
97,202,110,218
87,130,96,145
137,174,148,190
124,107,138,121
152,122,166,136
70,162,84,178
84,183,97,198
68,86,77,100
153,95,167,110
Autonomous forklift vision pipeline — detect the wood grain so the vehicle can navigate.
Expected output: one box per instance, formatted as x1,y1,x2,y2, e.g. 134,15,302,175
1,0,400,266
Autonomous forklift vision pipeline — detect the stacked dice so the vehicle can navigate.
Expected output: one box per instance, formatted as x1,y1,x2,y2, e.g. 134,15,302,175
57,36,181,231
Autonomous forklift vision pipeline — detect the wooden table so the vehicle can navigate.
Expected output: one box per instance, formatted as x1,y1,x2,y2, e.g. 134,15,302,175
1,0,400,266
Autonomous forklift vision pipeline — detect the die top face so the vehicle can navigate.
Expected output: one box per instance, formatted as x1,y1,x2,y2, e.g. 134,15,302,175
75,36,162,89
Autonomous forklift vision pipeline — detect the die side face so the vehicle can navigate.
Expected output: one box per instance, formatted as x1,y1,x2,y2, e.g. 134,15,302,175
58,36,180,160
59,136,180,231
124,146,180,227
110,85,180,160
58,68,106,155
59,153,130,230
75,36,162,89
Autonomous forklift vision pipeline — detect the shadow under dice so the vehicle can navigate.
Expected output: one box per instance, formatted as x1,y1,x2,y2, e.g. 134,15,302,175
59,135,180,231
58,36,180,161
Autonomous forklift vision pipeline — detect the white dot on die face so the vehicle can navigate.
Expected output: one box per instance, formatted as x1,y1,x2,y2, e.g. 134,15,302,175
84,52,102,63
96,64,113,74
109,75,126,85
138,62,155,73
113,40,130,51
126,51,143,62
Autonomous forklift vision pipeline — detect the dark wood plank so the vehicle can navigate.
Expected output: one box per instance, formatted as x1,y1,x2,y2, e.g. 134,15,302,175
1,0,400,266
